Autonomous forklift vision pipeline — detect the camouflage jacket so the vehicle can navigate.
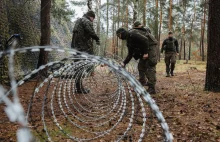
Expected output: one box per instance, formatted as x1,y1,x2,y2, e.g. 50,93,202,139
132,27,158,66
71,15,99,54
123,29,149,65
133,27,158,45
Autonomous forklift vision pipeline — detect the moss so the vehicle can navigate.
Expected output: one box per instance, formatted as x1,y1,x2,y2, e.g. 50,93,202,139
0,0,73,83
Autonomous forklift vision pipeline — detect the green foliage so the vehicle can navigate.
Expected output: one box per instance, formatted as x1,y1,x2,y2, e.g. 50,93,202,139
52,0,75,22
70,0,87,6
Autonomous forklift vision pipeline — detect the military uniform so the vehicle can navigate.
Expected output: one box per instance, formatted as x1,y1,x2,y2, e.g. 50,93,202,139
71,11,99,94
71,14,99,54
117,27,157,94
123,29,149,65
133,27,158,92
161,37,179,76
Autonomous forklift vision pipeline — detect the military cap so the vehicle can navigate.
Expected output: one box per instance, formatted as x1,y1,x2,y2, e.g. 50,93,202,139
116,27,127,35
133,21,142,27
86,11,95,18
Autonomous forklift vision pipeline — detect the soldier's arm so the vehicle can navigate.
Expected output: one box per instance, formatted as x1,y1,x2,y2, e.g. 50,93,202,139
132,33,149,54
161,40,166,53
174,39,179,53
82,19,100,41
123,48,133,65
147,27,151,34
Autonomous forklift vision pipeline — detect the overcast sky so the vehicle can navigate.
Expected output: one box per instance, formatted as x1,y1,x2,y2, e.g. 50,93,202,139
67,0,106,21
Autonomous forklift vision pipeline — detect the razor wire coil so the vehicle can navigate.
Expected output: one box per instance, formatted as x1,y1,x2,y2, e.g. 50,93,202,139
0,45,173,142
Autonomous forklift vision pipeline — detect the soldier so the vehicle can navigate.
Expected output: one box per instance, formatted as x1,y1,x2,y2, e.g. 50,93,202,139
132,21,158,94
133,21,151,34
116,27,157,94
161,31,179,77
71,11,100,94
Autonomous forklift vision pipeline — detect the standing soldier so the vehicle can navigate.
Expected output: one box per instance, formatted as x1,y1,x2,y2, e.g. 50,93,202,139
71,11,100,93
161,31,179,77
116,27,157,94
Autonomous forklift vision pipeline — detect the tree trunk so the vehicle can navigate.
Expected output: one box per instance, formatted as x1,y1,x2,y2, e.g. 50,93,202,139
183,40,186,60
179,38,182,60
133,0,138,23
116,0,120,56
37,0,51,69
169,0,172,31
143,0,147,26
188,0,196,60
201,0,206,61
104,0,109,56
158,0,163,62
205,0,220,92
87,0,92,11
112,9,115,57
126,0,129,29
96,0,101,36
199,38,202,56
200,19,203,57
155,0,160,61
182,0,186,61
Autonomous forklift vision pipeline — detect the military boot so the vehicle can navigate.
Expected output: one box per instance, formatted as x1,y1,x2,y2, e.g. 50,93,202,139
166,64,170,77
76,88,90,94
170,63,175,76
166,72,170,77
147,84,156,94
139,79,149,86
75,82,90,94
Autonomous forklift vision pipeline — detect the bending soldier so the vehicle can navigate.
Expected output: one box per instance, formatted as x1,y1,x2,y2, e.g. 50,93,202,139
132,21,158,94
71,11,100,94
161,31,179,77
116,27,157,94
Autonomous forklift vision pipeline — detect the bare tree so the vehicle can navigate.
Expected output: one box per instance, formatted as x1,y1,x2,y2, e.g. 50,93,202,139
37,0,51,69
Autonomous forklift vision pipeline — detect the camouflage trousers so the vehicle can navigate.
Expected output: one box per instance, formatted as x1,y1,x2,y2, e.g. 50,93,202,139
164,52,176,73
138,58,157,86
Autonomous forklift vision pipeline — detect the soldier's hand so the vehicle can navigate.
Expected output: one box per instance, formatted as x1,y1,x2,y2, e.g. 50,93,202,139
121,62,125,68
143,54,148,59
176,53,179,56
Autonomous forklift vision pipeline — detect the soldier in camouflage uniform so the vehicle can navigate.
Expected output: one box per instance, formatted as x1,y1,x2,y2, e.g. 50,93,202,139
161,31,179,77
116,26,157,94
71,11,100,54
133,21,158,94
71,11,100,94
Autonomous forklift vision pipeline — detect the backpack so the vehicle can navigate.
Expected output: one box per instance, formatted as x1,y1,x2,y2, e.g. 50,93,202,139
145,31,158,66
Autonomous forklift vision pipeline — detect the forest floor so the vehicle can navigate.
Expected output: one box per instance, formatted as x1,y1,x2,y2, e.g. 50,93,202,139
0,60,219,142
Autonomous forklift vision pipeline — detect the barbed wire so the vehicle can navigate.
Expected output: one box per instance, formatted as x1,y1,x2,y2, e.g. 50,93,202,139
0,45,173,142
